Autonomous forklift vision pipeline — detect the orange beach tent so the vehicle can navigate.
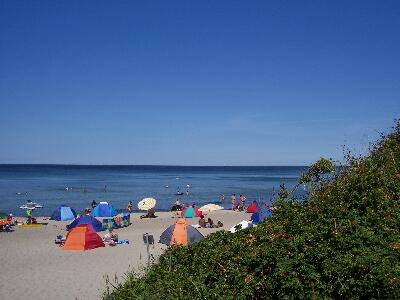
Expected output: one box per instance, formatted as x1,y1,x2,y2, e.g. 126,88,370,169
159,219,204,246
63,224,105,250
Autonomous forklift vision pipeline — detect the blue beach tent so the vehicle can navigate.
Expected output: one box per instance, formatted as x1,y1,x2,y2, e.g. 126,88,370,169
182,206,195,218
50,205,77,221
67,215,102,232
92,202,118,217
251,208,272,224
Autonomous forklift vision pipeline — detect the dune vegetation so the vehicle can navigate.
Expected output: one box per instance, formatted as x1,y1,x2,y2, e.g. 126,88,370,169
104,121,400,299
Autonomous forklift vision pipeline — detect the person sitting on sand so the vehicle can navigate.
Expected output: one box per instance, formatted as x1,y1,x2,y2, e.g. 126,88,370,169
140,207,156,219
206,218,214,228
199,215,206,228
84,208,91,215
103,229,118,246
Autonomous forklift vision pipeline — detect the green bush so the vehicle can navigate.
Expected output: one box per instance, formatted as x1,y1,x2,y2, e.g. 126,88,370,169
104,121,400,299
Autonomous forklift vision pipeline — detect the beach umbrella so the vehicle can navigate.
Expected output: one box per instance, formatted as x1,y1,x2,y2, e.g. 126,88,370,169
159,219,204,246
138,198,156,211
199,204,224,212
229,220,253,233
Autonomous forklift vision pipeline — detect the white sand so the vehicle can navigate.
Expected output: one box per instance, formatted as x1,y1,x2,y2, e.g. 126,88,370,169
0,210,248,300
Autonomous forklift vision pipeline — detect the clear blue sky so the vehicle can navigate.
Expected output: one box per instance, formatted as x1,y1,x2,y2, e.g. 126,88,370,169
0,1,399,165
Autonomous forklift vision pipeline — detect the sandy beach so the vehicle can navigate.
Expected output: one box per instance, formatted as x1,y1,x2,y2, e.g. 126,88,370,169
0,210,248,300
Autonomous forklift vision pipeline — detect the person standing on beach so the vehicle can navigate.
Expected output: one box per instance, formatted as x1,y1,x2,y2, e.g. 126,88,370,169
231,193,236,210
240,194,246,211
127,201,133,213
91,199,97,209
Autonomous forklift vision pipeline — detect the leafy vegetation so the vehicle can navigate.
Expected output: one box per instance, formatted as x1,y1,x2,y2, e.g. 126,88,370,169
104,121,400,299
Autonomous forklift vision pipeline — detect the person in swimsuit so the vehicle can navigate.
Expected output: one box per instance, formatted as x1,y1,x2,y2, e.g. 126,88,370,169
231,193,236,210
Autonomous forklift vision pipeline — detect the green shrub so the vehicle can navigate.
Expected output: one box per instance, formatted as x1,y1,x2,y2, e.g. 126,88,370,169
104,120,400,299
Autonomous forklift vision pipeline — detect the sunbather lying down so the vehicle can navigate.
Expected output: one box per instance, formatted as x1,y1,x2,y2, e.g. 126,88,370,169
140,208,157,219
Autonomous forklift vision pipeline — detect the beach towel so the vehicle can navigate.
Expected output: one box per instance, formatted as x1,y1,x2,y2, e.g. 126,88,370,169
18,224,44,228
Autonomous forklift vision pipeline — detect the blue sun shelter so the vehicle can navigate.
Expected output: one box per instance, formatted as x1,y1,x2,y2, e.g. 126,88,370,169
50,205,77,221
67,215,103,232
92,202,118,217
182,206,195,218
251,208,272,224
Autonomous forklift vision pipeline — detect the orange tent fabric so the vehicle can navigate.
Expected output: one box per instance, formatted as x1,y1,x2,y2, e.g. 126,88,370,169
64,224,105,250
170,219,188,246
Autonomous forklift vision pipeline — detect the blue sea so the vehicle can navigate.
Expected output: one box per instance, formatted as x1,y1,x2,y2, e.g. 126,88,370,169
0,165,307,216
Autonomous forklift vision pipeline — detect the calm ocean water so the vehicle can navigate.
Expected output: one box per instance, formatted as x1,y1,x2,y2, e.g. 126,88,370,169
0,165,307,216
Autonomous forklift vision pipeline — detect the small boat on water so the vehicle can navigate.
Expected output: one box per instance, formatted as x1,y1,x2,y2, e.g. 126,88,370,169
20,201,43,210
175,192,184,196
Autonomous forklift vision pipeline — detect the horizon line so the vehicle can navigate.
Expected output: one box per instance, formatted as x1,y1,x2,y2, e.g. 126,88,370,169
0,163,309,167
